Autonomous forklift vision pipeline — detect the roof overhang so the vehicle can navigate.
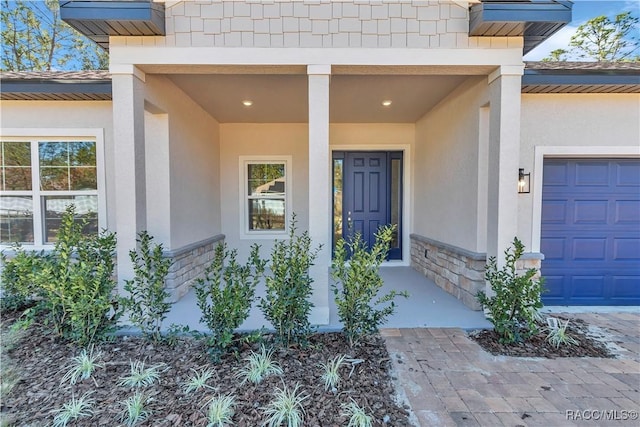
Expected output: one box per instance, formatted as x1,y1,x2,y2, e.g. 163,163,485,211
469,0,572,54
0,72,112,101
60,0,165,51
522,62,640,93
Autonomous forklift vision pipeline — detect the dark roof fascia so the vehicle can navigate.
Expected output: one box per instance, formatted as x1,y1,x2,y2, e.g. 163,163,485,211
1,79,112,100
60,1,165,51
523,68,640,86
470,1,572,54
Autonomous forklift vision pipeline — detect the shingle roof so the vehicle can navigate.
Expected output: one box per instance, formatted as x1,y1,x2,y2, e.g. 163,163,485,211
1,70,111,80
525,61,640,71
522,61,640,94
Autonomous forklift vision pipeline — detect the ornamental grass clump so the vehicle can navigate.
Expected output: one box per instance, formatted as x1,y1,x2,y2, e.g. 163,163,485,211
184,367,216,393
122,231,173,344
118,360,167,388
235,345,283,384
195,242,266,361
205,394,236,427
320,354,346,392
52,393,95,427
260,214,321,347
341,399,373,427
331,224,408,347
120,392,149,427
60,346,104,385
545,317,579,348
262,383,308,427
477,237,545,344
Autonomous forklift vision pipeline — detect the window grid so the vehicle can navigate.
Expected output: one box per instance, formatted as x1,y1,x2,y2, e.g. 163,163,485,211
0,138,100,246
240,157,292,238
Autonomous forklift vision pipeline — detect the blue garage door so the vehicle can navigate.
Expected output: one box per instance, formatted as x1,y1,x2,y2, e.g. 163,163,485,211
541,159,640,305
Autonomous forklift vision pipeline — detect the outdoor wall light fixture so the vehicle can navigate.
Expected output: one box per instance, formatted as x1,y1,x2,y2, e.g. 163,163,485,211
242,100,253,107
518,168,530,194
382,100,392,107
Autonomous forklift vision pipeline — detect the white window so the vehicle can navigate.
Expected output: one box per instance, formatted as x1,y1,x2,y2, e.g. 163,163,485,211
240,156,291,238
0,129,106,247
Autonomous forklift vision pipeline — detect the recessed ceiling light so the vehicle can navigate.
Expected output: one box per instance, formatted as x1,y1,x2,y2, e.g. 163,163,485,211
382,100,392,107
242,100,253,107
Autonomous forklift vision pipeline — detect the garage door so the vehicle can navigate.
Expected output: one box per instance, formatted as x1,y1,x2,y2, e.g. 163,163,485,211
541,159,640,305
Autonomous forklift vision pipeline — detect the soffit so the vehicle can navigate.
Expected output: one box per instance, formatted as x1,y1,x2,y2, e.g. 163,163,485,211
168,73,470,123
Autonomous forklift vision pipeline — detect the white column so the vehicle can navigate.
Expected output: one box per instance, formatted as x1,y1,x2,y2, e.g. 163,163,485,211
307,64,331,325
486,65,524,268
112,67,147,290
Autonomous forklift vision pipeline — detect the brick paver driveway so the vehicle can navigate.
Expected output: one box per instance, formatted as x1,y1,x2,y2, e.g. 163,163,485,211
383,312,640,426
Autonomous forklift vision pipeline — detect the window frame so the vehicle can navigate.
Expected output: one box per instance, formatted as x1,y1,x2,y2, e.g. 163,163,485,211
239,155,292,239
0,128,106,248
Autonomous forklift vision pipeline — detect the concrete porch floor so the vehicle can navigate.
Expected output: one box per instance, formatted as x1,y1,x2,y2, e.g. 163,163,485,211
163,266,492,332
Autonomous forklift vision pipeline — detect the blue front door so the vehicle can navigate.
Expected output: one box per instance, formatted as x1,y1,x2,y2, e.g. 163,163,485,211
333,151,402,260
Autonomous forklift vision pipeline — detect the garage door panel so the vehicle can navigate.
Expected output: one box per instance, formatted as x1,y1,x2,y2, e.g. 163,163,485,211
543,162,569,186
571,276,605,298
540,237,565,260
541,159,640,306
541,275,565,298
572,238,607,261
615,200,640,224
613,238,640,261
575,161,609,186
541,200,567,223
574,200,608,224
616,162,640,186
612,277,640,298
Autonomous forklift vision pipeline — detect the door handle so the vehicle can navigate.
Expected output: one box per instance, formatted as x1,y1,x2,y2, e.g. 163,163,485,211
347,211,351,222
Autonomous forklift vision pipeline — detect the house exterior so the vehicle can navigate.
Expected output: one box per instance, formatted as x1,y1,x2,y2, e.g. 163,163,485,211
1,0,639,324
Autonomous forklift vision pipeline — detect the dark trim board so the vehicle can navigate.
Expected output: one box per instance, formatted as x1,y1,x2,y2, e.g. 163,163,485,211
0,80,112,101
60,1,165,50
469,0,572,54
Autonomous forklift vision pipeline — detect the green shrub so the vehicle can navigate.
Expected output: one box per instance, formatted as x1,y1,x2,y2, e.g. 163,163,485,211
35,205,120,346
122,231,172,343
0,245,48,312
195,242,266,360
259,215,321,347
331,225,408,347
477,237,544,344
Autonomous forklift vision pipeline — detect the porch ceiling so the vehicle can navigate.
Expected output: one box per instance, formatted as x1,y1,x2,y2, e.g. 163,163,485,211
168,73,469,123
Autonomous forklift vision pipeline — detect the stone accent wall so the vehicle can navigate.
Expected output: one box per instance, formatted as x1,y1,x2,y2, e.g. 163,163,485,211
516,254,543,278
410,234,545,310
164,234,224,302
115,1,522,49
410,234,485,310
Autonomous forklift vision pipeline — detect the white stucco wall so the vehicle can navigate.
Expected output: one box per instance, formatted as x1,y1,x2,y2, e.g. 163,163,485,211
519,93,640,251
219,123,309,259
413,76,489,253
0,100,116,231
143,75,221,249
330,123,414,147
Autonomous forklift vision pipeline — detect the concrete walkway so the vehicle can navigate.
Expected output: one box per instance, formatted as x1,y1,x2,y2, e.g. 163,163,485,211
164,266,491,331
383,311,640,426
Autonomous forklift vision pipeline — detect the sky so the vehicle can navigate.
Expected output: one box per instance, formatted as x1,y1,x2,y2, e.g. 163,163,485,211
524,0,640,60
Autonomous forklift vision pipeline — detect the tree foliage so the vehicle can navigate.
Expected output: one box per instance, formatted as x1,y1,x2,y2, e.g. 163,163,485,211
543,12,639,62
1,0,108,71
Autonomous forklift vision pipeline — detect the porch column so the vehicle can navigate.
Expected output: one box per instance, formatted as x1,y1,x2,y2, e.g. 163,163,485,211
486,66,524,268
307,64,331,325
112,67,147,291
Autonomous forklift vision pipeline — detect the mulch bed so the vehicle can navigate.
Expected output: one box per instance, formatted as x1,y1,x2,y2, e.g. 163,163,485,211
469,316,614,358
1,310,410,426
